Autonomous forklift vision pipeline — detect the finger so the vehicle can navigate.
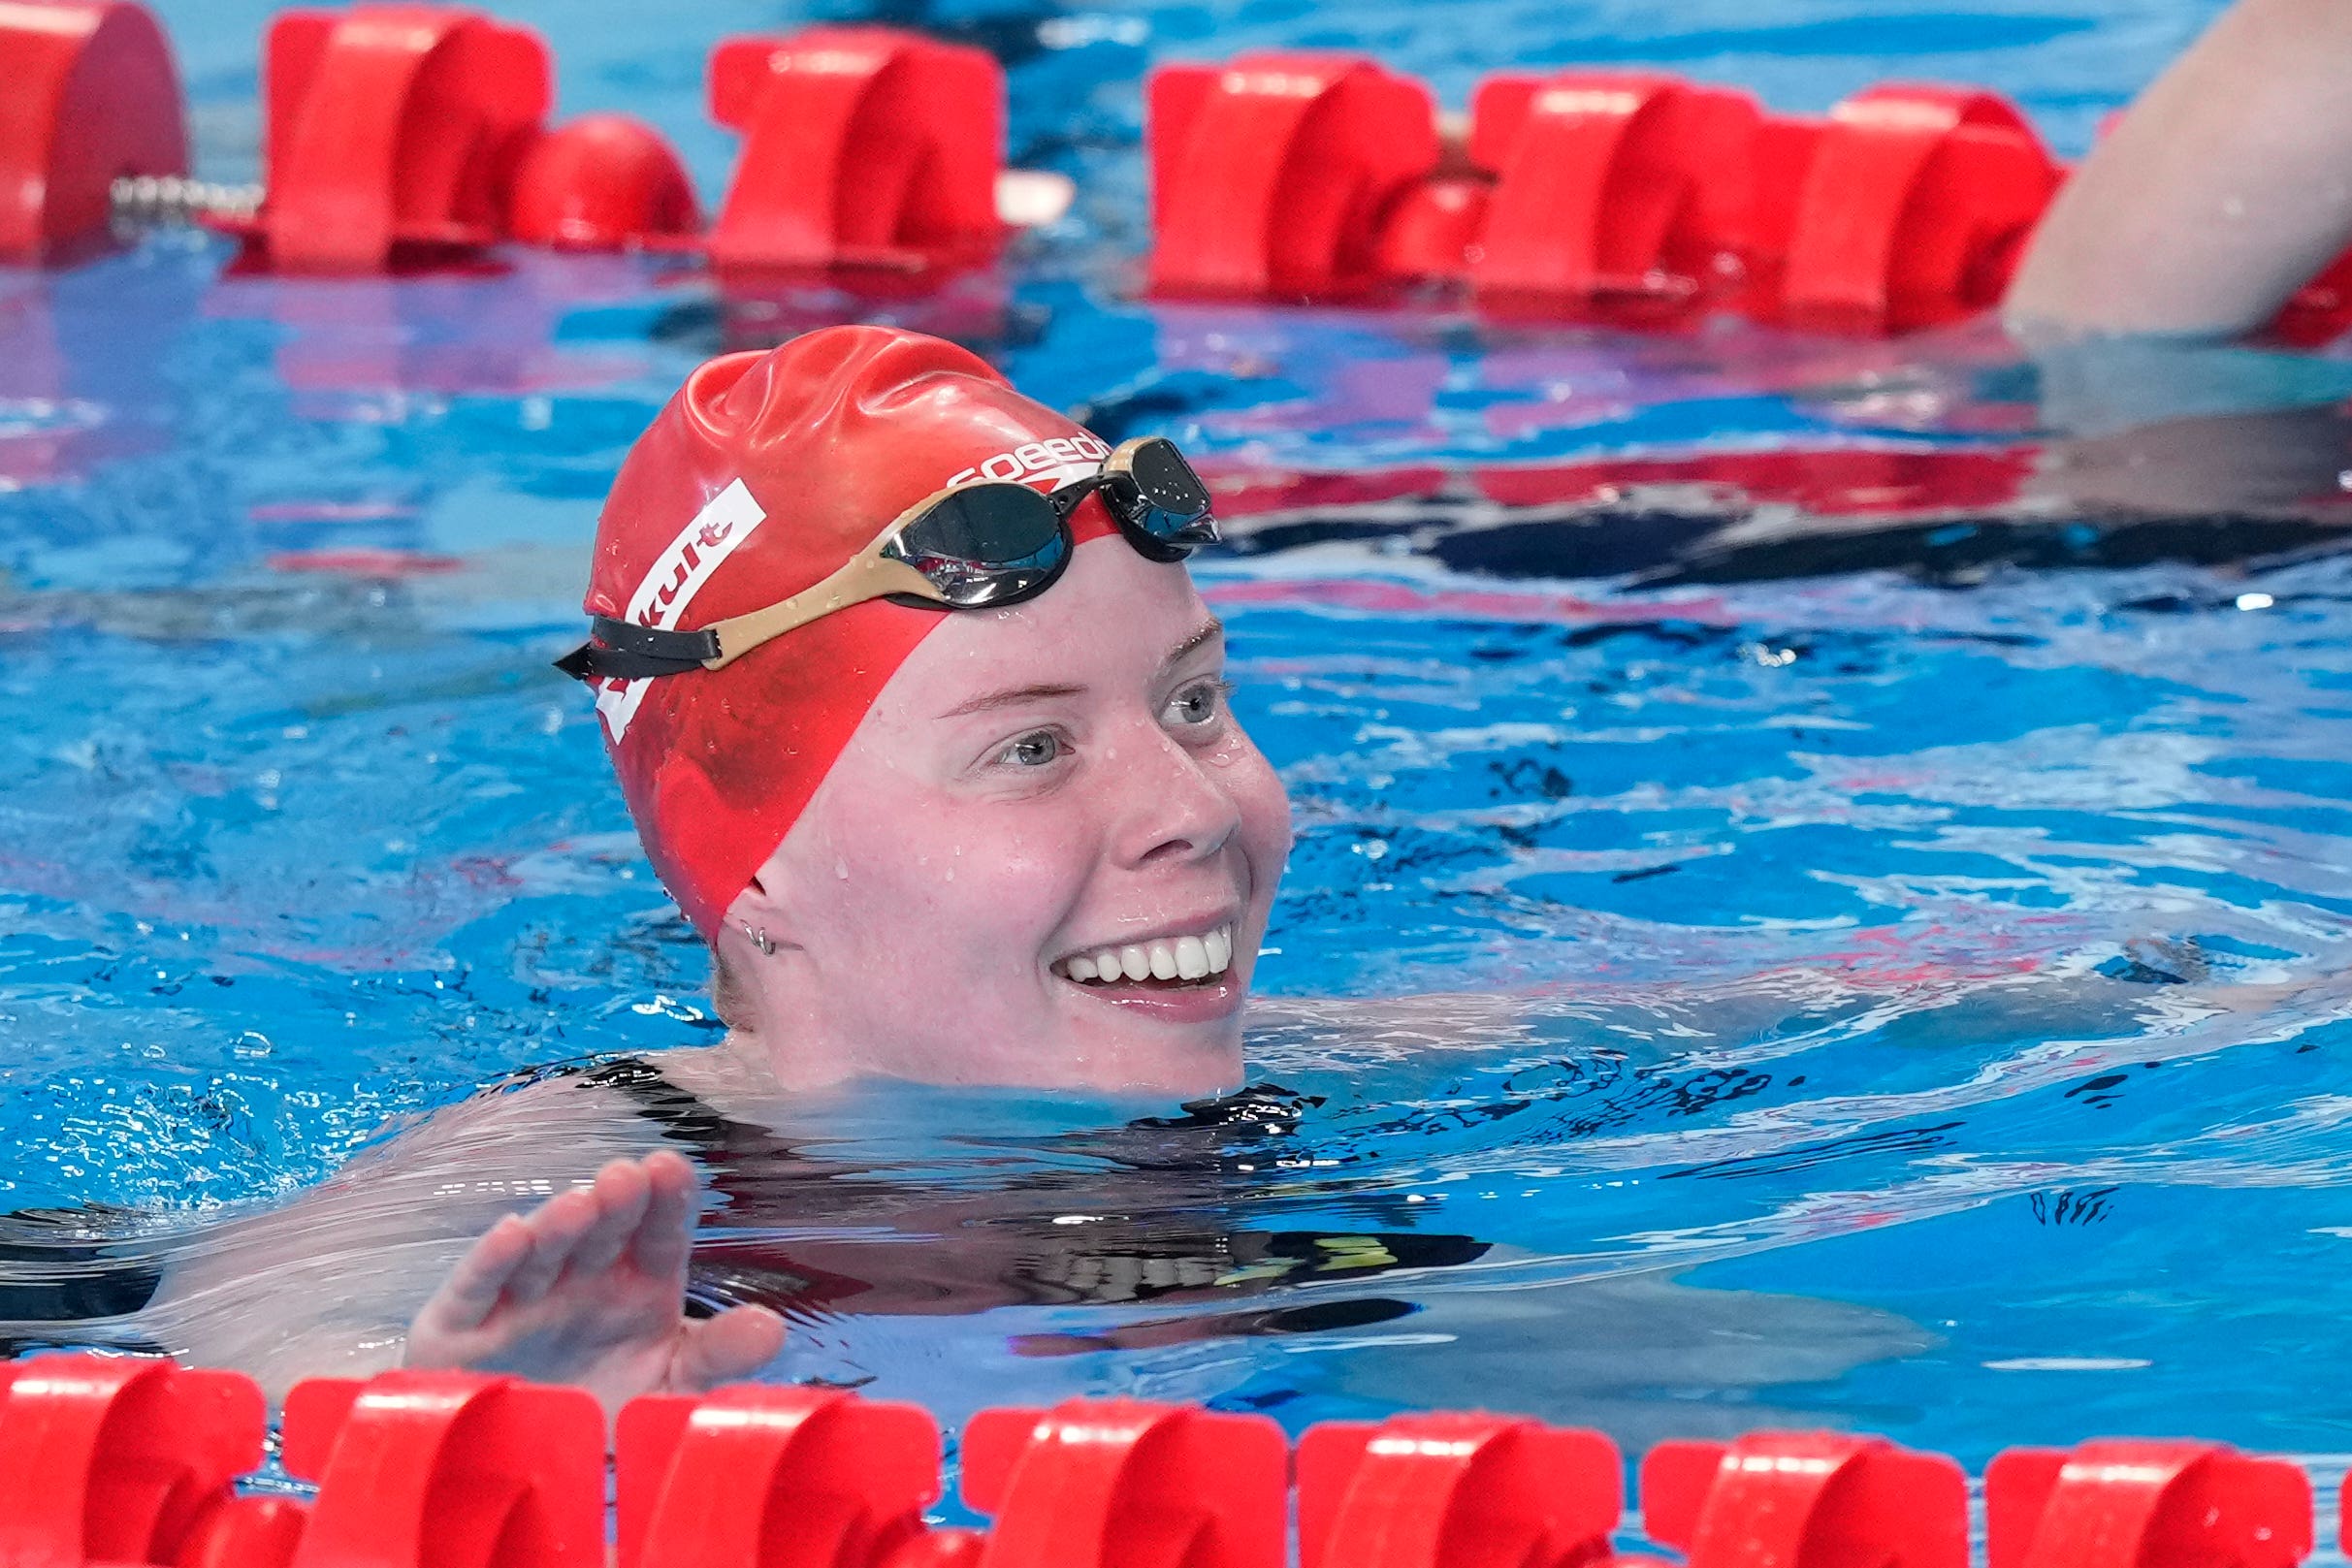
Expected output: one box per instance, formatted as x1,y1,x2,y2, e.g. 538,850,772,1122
563,1159,653,1280
503,1186,602,1304
627,1149,699,1278
672,1305,787,1392
418,1213,534,1337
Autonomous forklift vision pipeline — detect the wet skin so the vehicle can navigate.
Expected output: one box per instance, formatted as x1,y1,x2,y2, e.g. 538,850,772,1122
404,535,1294,1400
718,531,1295,1098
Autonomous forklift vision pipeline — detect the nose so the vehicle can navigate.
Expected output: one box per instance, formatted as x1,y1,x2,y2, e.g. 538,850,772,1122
1113,724,1243,870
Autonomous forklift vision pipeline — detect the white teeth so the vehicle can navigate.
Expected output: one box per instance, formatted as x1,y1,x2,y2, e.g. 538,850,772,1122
1057,924,1239,985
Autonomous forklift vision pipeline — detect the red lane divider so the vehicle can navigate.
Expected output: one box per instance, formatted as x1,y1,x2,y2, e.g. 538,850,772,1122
1466,72,1760,317
961,1399,1287,1567
507,112,698,253
617,1385,944,1568
1146,53,1440,300
218,4,695,272
278,1372,605,1568
0,1355,2347,1567
0,1356,263,1566
1297,1411,1621,1568
230,5,552,272
0,0,187,267
1640,1431,1969,1567
1144,55,2067,332
9,0,2352,340
1986,1440,2313,1568
1761,84,2061,333
704,26,1005,275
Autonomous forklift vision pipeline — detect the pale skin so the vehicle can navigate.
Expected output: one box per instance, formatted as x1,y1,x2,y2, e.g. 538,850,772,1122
2005,0,2352,339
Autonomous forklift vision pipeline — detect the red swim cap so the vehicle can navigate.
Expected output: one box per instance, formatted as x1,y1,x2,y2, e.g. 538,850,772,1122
581,326,1121,937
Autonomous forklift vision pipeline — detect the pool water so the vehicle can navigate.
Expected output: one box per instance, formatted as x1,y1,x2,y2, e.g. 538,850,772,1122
9,0,2352,1506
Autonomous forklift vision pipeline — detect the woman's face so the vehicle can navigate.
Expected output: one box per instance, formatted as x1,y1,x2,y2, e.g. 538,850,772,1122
734,536,1292,1097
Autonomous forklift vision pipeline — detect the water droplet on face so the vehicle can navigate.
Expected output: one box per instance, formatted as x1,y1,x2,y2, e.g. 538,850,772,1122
835,857,850,880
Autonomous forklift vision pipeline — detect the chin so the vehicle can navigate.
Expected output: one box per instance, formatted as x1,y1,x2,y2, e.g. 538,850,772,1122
1081,1028,1246,1101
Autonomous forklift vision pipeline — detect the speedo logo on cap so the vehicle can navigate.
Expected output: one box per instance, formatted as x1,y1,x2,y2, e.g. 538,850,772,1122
945,432,1111,491
595,478,766,745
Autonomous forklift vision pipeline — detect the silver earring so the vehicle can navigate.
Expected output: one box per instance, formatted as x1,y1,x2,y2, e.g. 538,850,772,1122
742,921,774,957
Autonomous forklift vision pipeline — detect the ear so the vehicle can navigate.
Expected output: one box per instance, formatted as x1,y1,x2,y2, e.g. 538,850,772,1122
718,855,807,960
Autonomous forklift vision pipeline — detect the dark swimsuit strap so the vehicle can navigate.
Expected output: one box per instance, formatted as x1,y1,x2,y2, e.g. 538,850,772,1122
577,1055,757,1152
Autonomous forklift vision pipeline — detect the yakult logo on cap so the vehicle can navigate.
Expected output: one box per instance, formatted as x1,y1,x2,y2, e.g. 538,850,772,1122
945,432,1111,492
595,478,767,745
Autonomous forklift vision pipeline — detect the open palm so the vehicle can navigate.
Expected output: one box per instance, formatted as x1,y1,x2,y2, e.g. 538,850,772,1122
405,1150,784,1411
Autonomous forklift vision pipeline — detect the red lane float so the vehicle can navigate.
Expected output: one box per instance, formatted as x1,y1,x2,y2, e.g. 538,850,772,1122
1144,55,2067,332
0,0,187,267
1985,1439,2312,1568
1147,53,1440,299
1466,72,1760,315
1639,1430,1969,1567
618,1385,945,1568
1296,1411,1621,1568
1758,85,2062,333
507,112,698,253
279,1372,606,1568
960,1399,1287,1567
0,1355,263,1566
221,4,698,271
12,5,2351,343
7,1355,2352,1567
233,6,551,271
705,26,1005,274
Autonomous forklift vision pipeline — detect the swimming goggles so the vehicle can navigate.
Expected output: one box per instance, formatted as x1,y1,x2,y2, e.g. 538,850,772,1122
556,437,1219,684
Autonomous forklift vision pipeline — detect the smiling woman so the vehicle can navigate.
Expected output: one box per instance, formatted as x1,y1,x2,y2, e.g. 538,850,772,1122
64,327,1302,1408
560,327,1293,1097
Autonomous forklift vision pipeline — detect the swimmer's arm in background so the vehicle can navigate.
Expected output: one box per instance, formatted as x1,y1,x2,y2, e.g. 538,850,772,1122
2004,0,2352,339
132,1080,779,1411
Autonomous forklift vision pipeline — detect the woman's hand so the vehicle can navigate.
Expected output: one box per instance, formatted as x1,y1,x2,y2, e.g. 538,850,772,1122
404,1150,785,1412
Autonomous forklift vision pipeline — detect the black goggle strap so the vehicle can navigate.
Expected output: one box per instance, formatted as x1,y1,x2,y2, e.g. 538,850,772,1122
554,619,719,682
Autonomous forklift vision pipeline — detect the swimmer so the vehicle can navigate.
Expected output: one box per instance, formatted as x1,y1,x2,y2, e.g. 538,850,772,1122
32,331,2330,1412
80,326,1297,1407
2006,0,2352,339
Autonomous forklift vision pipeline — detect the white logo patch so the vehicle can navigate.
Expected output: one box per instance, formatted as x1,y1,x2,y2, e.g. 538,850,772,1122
595,478,766,745
944,432,1111,492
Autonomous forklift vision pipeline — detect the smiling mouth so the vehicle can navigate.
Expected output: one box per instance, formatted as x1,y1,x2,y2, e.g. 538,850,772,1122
1053,924,1236,986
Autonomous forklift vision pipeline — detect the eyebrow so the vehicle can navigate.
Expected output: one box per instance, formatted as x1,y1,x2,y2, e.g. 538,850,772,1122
936,618,1226,719
1164,617,1225,668
940,682,1087,718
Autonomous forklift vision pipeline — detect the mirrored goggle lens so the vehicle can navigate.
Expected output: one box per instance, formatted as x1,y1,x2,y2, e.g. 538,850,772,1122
888,484,1071,607
1118,438,1219,544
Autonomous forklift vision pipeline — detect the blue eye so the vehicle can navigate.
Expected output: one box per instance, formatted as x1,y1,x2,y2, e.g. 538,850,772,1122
1000,730,1064,767
1166,680,1230,727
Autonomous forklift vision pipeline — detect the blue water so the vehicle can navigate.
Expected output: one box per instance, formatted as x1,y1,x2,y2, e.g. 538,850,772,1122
10,0,2352,1507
